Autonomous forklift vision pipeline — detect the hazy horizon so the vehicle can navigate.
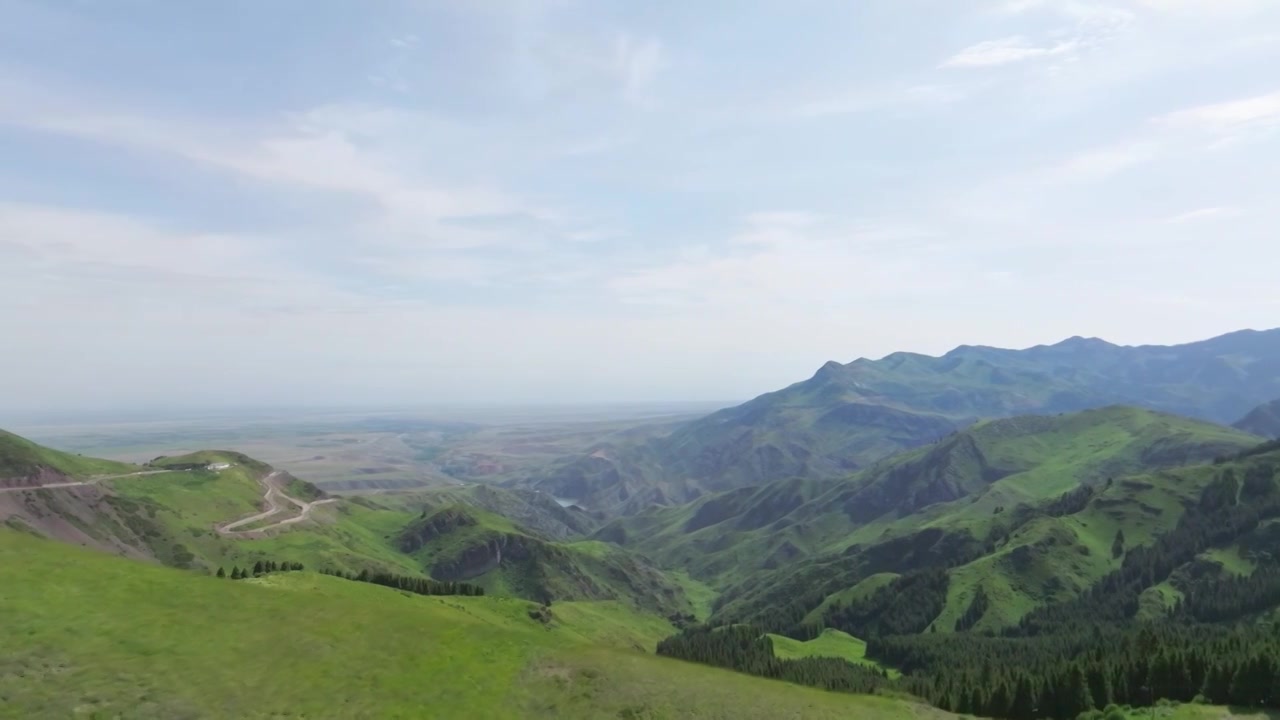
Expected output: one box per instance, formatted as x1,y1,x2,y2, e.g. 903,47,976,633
3,0,1278,414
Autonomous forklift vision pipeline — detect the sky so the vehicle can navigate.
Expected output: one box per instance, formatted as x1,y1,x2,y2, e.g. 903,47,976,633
2,0,1279,415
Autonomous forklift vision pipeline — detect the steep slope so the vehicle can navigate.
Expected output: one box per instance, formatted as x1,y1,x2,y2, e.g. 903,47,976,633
527,328,1280,515
1235,399,1280,438
526,376,960,515
374,483,602,540
0,428,135,487
0,429,693,617
0,443,419,575
398,505,692,617
591,408,1262,635
724,437,1280,636
599,407,1259,587
0,529,950,720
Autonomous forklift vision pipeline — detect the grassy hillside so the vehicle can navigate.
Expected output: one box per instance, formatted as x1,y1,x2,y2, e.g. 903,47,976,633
1235,398,1280,439
0,528,951,720
767,628,897,676
592,408,1262,633
0,429,695,616
372,483,602,539
526,329,1280,516
398,504,694,617
0,429,135,481
601,407,1258,590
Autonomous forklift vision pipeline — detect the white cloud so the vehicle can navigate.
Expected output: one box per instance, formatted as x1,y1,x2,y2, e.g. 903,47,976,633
0,71,611,287
615,34,665,107
1131,0,1274,16
950,2,1135,69
523,28,667,108
1156,91,1280,145
1047,140,1160,181
0,202,374,320
792,84,967,118
941,36,1078,68
0,203,259,278
610,214,950,309
2,0,1280,412
0,80,532,233
1166,206,1242,223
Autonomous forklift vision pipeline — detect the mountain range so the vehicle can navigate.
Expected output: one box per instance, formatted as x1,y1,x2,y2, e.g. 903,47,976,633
6,327,1280,718
593,406,1266,626
523,328,1280,515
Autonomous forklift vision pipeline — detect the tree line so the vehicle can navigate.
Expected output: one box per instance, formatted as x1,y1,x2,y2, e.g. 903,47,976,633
656,624,889,695
215,559,304,580
663,452,1280,718
1017,464,1280,635
319,568,485,597
870,622,1280,718
658,618,1280,718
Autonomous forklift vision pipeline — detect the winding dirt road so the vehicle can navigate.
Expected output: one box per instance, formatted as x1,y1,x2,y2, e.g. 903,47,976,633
1,466,336,537
215,470,337,536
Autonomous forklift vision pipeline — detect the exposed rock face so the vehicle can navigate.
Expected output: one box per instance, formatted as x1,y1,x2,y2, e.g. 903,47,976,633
0,466,73,490
0,483,157,562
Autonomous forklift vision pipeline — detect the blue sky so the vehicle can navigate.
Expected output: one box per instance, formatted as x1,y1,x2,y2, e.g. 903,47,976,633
2,0,1279,413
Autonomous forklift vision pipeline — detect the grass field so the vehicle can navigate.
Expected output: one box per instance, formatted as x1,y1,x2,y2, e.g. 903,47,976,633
767,628,898,677
0,429,136,479
669,569,719,620
0,529,950,720
99,459,428,576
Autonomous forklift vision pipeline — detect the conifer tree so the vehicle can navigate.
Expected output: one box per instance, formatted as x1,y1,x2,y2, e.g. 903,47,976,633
1111,529,1126,558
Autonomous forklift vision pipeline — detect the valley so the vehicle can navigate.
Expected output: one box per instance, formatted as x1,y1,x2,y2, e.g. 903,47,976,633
9,1,1280,716
4,329,1280,719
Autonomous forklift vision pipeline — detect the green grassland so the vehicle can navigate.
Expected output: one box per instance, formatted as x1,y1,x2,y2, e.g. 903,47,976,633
767,628,898,677
0,528,951,720
802,573,900,624
96,457,426,576
1,433,698,617
399,505,696,617
0,429,136,479
598,407,1261,630
99,464,691,615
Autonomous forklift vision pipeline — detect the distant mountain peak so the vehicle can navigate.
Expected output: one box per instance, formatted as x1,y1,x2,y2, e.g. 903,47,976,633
1053,335,1116,349
943,343,995,358
813,360,845,379
1234,398,1280,439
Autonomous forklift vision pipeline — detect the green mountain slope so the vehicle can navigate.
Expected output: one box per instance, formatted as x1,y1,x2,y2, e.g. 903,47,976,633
0,428,135,484
0,528,952,720
397,504,692,617
0,431,689,614
375,482,603,539
1235,398,1280,438
743,438,1280,637
592,408,1263,632
527,328,1280,515
601,407,1258,585
1,445,427,575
